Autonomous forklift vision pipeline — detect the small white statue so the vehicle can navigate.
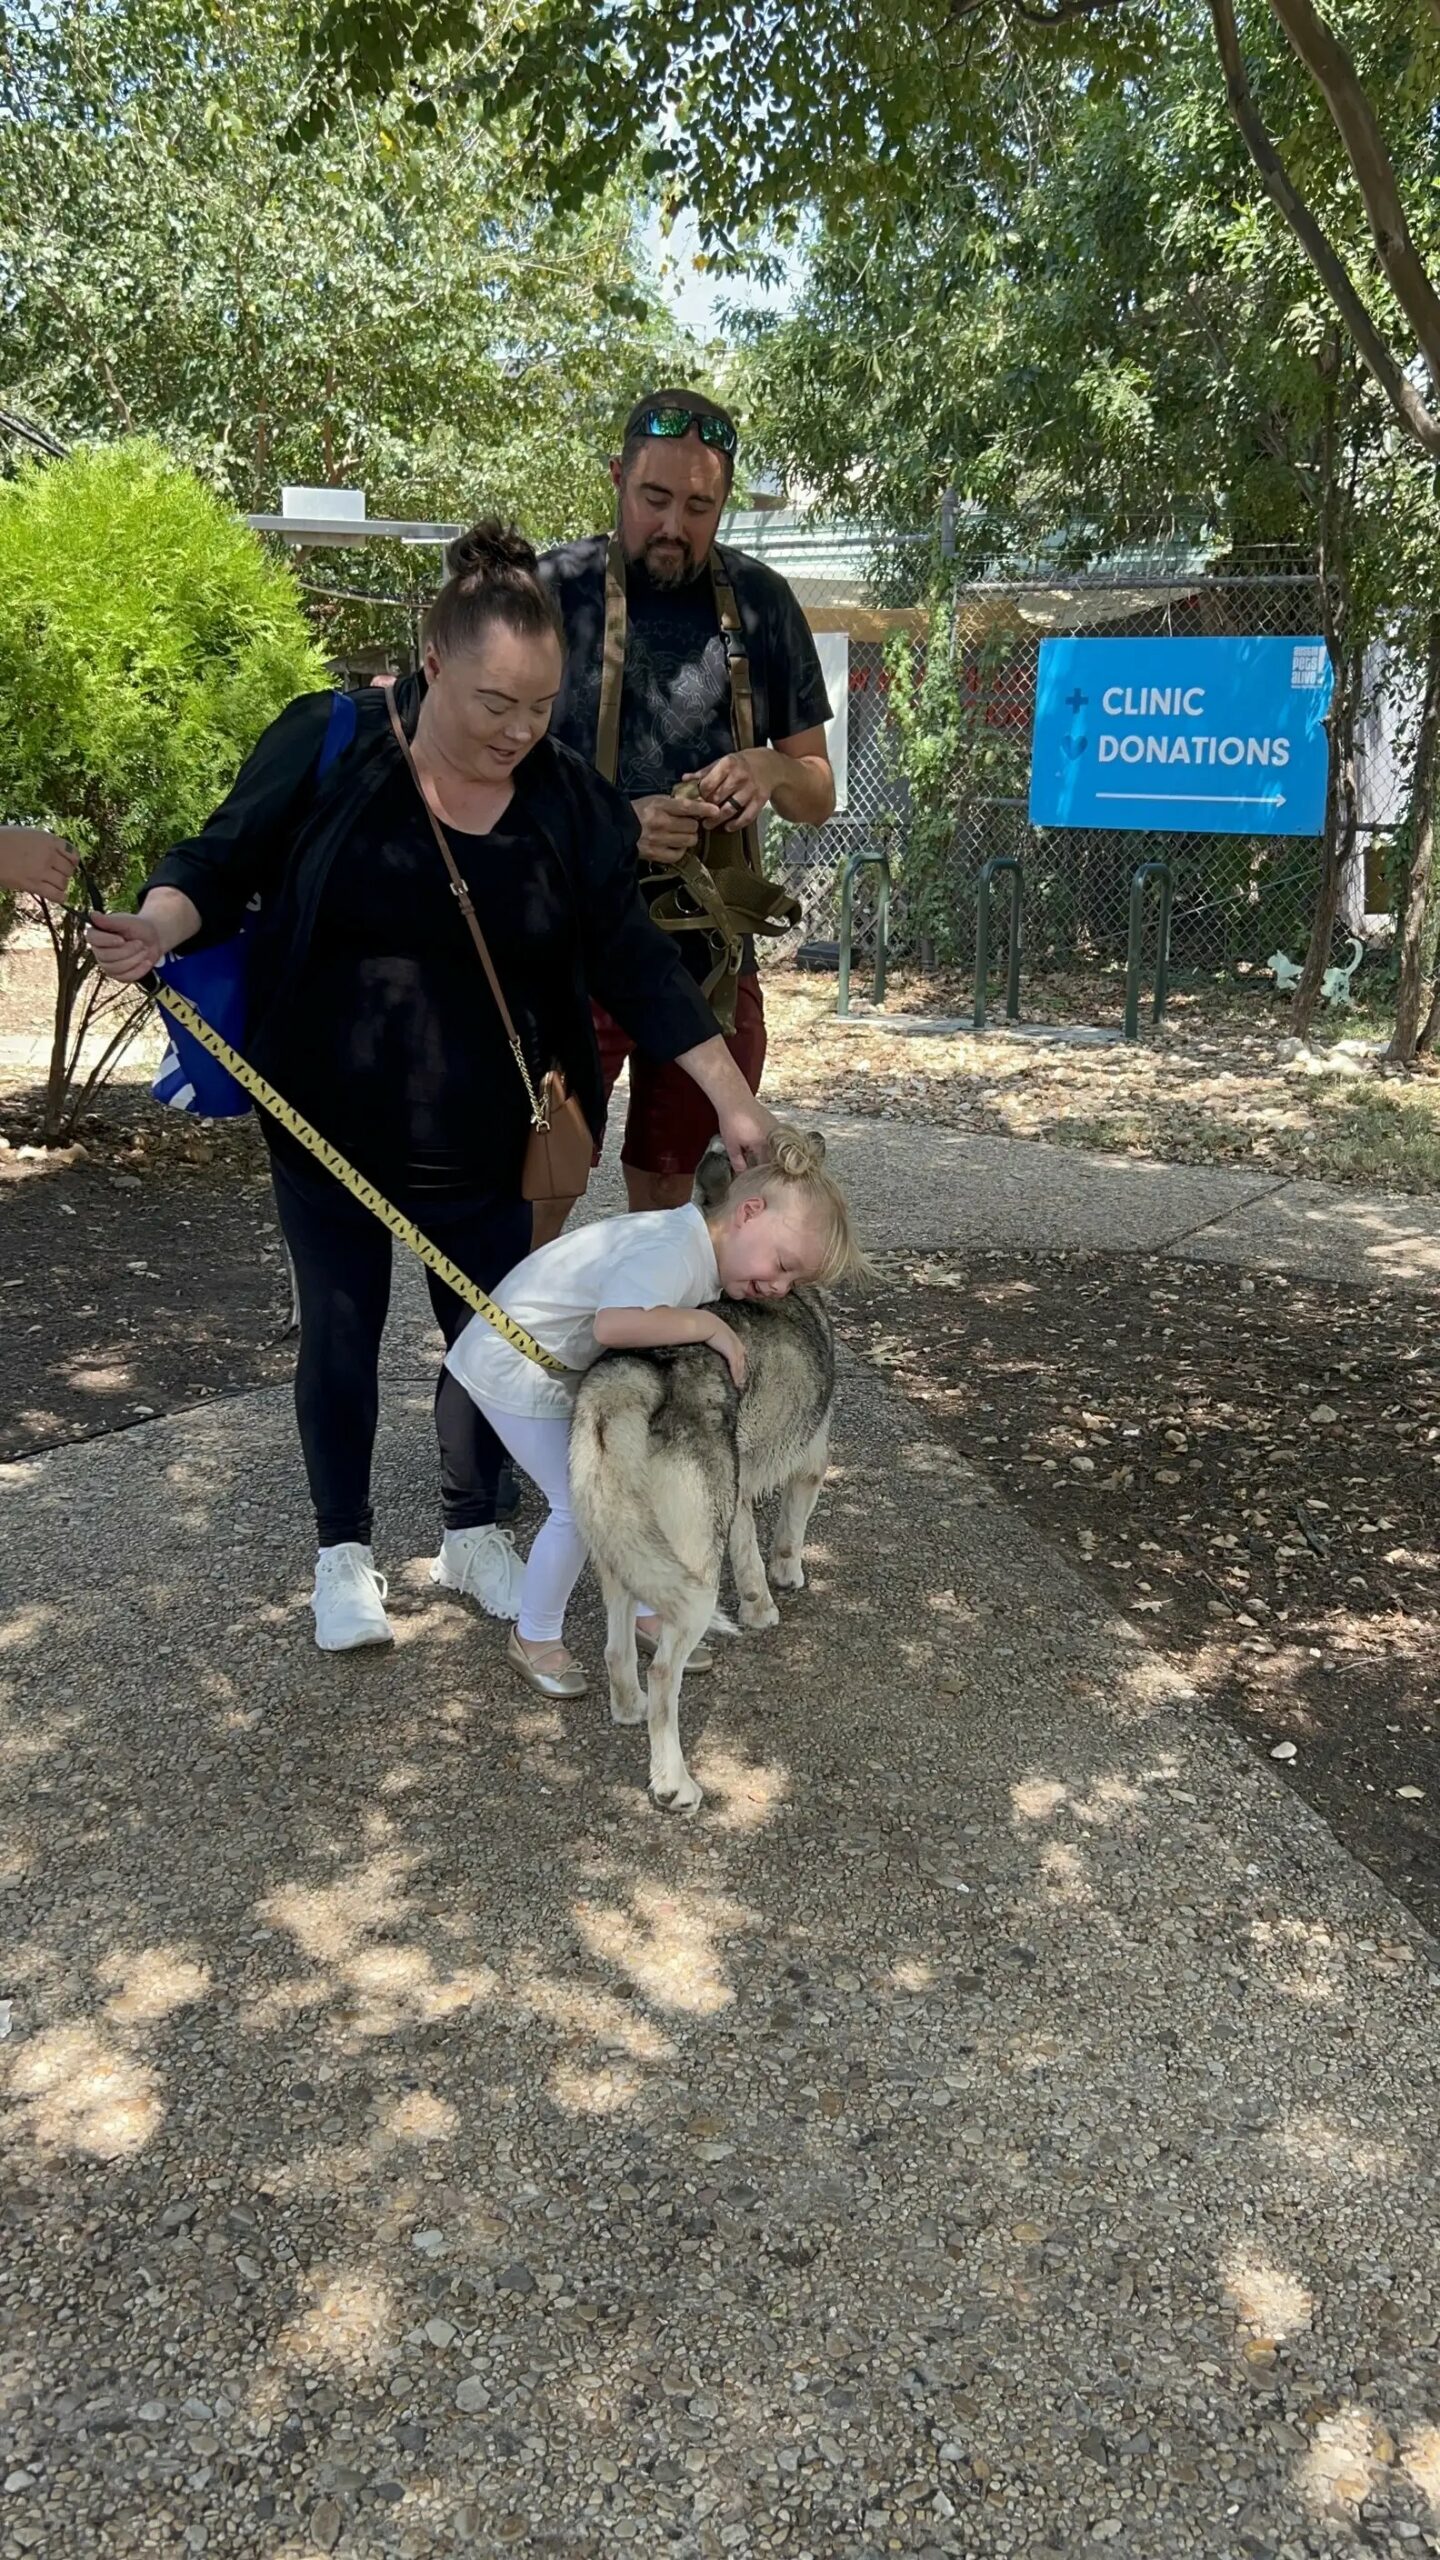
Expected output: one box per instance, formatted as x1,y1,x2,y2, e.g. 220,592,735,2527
1321,936,1365,1007
1268,937,1364,1006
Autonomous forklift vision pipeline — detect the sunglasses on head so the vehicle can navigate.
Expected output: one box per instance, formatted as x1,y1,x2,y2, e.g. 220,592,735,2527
632,404,738,458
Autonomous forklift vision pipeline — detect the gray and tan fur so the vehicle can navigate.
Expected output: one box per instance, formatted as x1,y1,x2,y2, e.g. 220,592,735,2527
569,1144,834,1812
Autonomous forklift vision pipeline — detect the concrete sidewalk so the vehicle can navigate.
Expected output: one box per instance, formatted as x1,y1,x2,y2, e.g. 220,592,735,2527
3,1159,1439,2556
799,1116,1440,1290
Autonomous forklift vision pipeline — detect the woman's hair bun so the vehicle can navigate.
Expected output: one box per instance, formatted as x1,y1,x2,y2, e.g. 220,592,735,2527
766,1125,827,1182
445,519,539,584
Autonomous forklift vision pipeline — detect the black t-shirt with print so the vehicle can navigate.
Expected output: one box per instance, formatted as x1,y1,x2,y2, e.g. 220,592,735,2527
537,535,832,981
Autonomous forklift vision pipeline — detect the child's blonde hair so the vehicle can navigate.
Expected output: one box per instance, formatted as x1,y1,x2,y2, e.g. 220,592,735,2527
724,1124,870,1287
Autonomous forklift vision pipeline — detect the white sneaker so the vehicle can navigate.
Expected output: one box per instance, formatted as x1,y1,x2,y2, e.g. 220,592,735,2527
430,1525,523,1620
311,1544,394,1652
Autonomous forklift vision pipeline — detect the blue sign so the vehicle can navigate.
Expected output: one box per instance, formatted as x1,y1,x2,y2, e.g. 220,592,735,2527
1029,636,1333,835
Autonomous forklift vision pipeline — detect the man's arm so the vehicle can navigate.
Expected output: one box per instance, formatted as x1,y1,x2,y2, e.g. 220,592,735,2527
765,725,836,824
685,725,835,833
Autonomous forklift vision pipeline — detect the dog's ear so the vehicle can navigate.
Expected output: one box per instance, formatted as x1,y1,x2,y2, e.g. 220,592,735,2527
693,1139,732,1210
807,1129,827,1165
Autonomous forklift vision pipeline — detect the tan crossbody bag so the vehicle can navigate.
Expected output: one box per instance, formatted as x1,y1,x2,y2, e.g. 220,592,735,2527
385,692,593,1203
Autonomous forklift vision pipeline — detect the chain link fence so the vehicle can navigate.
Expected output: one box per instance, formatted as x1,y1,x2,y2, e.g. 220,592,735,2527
764,540,1403,993
280,523,1407,1000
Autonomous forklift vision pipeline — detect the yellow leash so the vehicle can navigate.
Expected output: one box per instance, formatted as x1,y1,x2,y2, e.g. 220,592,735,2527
153,980,569,1376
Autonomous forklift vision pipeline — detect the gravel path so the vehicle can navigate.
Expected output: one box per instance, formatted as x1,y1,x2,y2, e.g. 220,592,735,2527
2,1352,1438,2558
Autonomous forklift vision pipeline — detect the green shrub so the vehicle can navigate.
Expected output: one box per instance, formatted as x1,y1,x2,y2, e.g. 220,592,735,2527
0,438,326,1136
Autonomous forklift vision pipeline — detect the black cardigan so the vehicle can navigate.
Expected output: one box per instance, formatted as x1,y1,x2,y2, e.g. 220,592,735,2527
145,674,719,1147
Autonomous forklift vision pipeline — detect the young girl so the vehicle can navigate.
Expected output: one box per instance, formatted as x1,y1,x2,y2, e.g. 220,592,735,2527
443,1127,865,1697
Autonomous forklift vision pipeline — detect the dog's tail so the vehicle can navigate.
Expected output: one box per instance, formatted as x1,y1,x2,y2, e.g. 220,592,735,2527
571,1364,731,1621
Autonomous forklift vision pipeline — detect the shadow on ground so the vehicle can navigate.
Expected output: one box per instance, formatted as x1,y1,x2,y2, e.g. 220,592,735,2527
1,1366,1438,2557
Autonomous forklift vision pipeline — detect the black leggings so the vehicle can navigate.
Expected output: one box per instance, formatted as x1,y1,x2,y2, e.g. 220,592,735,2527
269,1146,533,1550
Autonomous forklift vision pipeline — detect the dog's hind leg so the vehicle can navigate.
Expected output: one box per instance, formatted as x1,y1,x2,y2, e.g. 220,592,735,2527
770,1425,830,1591
729,1499,779,1630
602,1573,645,1727
646,1590,715,1814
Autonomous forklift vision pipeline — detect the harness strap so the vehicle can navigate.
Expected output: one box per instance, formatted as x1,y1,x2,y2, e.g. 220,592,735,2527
596,536,798,1026
708,551,762,879
596,537,629,789
597,536,762,873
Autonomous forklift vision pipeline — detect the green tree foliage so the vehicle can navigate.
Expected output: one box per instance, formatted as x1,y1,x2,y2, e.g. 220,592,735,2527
295,0,1440,1028
736,34,1440,1022
0,0,688,541
299,0,1440,465
0,441,327,1138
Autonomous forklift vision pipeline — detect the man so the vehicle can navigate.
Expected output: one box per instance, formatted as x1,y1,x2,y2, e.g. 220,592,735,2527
0,828,75,901
536,389,835,1235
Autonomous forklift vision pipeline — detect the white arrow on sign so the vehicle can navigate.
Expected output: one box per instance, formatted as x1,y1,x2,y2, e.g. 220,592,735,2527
1095,790,1286,807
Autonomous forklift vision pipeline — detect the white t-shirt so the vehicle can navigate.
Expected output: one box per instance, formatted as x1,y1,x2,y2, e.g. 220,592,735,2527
445,1204,722,1421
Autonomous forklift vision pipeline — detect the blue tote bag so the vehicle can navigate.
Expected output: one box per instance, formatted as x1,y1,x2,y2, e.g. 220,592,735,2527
152,689,358,1117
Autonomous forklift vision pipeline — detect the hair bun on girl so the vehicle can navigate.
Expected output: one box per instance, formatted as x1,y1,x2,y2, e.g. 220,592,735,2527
766,1125,827,1182
445,519,539,584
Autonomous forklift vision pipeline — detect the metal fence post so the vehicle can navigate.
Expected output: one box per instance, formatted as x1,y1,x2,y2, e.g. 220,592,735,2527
974,855,1024,1030
1123,862,1175,1041
837,849,892,1017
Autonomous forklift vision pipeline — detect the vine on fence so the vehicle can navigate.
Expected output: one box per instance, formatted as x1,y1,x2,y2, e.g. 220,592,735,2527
885,593,1028,967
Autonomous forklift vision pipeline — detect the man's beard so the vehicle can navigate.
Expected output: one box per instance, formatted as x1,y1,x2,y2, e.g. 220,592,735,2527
635,531,700,587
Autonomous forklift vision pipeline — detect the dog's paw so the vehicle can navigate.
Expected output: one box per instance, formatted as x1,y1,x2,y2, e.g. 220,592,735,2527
769,1552,805,1591
738,1594,780,1631
649,1771,704,1815
608,1689,646,1726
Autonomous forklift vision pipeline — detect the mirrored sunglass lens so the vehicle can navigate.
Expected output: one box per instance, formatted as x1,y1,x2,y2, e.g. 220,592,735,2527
640,407,736,453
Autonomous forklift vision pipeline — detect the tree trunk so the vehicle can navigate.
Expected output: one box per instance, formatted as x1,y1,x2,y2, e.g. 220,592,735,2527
1293,648,1361,1036
1386,611,1440,1062
42,911,89,1144
1206,0,1440,458
1266,0,1440,397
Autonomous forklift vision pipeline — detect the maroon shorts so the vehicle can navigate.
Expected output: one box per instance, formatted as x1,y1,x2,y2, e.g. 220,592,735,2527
593,974,767,1179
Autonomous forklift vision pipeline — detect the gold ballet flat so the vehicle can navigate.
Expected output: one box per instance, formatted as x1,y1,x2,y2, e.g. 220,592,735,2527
506,1630,589,1699
635,1624,714,1674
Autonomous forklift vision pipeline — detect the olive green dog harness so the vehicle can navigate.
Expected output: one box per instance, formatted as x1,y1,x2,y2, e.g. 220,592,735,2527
595,535,800,1032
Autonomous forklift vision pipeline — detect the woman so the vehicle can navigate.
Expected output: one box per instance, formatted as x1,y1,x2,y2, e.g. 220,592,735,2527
89,523,773,1653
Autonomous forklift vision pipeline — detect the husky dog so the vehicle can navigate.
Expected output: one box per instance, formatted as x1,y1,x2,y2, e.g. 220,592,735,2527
569,1149,835,1813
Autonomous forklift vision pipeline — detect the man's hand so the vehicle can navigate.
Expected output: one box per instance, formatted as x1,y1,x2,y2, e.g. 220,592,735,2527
633,790,726,867
0,827,77,904
716,1090,777,1174
87,909,166,984
704,1314,748,1391
683,749,779,834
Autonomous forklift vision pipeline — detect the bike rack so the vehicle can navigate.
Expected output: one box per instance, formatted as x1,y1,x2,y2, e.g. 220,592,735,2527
836,848,892,1017
973,855,1023,1030
1123,861,1174,1042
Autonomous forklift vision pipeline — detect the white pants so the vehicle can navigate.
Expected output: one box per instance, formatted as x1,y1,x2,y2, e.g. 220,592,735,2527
474,1402,651,1646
